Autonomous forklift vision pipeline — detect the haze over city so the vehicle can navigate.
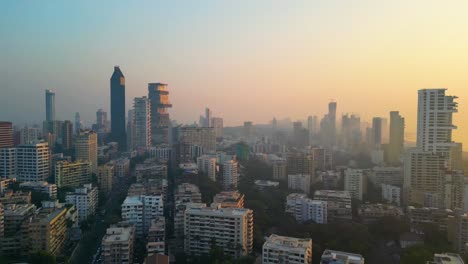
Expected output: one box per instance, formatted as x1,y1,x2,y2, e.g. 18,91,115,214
2,0,468,147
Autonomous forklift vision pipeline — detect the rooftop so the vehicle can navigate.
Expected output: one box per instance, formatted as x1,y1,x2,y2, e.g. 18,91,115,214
123,196,143,206
314,190,352,199
321,249,365,263
264,234,311,251
430,253,465,264
103,226,133,243
186,206,251,217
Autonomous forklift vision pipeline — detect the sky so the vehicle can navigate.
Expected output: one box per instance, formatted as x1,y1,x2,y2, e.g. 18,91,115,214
2,0,468,148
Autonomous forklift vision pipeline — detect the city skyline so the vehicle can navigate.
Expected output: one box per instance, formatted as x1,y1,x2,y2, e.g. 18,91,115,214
2,1,468,149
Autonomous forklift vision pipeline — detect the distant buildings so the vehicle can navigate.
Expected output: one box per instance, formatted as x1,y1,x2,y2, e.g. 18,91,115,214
357,203,403,224
212,117,223,138
16,141,50,182
272,160,287,181
45,89,55,122
213,191,244,208
179,126,216,153
0,122,14,148
97,163,114,194
369,167,403,187
262,234,312,264
122,194,164,236
0,147,17,178
197,155,217,181
110,66,127,151
387,111,405,165
184,206,253,257
381,184,401,206
288,174,311,194
20,181,57,199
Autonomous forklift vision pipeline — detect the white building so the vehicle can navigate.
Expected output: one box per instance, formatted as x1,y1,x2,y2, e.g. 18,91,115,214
262,234,312,264
133,97,152,150
222,160,239,190
320,249,365,264
148,144,171,161
197,155,217,181
121,194,164,237
286,193,327,224
20,181,57,199
0,148,16,178
428,253,464,264
16,141,50,182
19,127,41,145
417,89,458,156
344,169,364,200
65,184,99,222
314,190,352,222
381,184,401,206
370,167,403,186
184,206,253,258
288,174,311,194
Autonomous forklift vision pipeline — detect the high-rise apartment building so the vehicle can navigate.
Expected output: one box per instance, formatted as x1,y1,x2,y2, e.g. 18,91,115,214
403,148,446,207
184,206,253,257
388,111,405,165
222,160,239,190
45,89,55,122
286,152,315,178
96,109,108,132
307,115,318,145
75,130,98,173
122,195,164,236
0,148,16,178
110,66,127,151
286,193,327,224
0,122,14,148
148,83,172,145
417,89,457,156
133,96,152,150
372,117,383,149
29,207,68,255
179,126,216,153
55,161,91,188
341,114,361,150
16,141,50,182
213,191,245,208
314,190,352,222
288,174,311,194
74,112,81,135
272,160,287,181
262,234,312,264
19,127,40,145
344,168,364,201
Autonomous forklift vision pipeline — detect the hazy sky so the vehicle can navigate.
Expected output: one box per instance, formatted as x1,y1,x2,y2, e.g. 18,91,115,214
2,1,468,147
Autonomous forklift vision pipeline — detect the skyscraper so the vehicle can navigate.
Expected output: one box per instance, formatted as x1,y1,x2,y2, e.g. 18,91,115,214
16,141,50,182
126,109,135,151
211,117,223,138
148,83,172,145
45,89,55,122
133,97,151,150
205,108,212,127
417,89,458,156
74,112,81,135
372,117,383,149
110,66,127,150
388,111,405,165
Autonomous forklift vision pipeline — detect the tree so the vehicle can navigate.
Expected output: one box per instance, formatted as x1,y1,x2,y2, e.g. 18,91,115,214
29,250,57,264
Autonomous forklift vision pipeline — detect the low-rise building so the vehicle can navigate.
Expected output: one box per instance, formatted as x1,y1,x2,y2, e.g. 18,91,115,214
286,193,327,224
407,206,454,233
320,249,365,264
101,223,135,264
135,160,167,182
357,203,403,224
0,190,31,205
381,184,401,206
175,183,202,205
262,234,312,264
254,180,280,190
147,217,166,256
29,207,68,255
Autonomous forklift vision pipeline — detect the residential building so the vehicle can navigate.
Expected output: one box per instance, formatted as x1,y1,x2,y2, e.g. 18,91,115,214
101,223,135,264
122,194,164,236
287,152,315,179
20,181,57,199
314,190,352,222
16,141,50,182
0,190,31,205
320,249,365,264
65,184,98,222
113,158,130,177
286,193,327,224
0,122,14,148
387,111,405,165
133,96,152,150
1,203,36,256
288,174,311,194
75,130,98,173
212,117,223,138
148,144,172,161
110,66,127,151
97,163,114,194
381,184,401,206
222,160,239,190
272,160,287,181
29,207,68,255
175,183,202,205
262,234,313,264
370,167,403,187
197,155,217,181
55,161,91,188
184,206,253,257
448,213,468,253
408,206,454,232
344,168,364,201
19,126,41,145
213,191,244,208
357,204,403,224
146,217,166,256
148,83,172,145
179,126,216,153
0,148,16,178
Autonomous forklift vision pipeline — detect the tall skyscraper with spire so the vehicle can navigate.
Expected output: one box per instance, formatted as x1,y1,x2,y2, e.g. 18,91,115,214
110,66,127,150
148,83,172,145
45,89,55,122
